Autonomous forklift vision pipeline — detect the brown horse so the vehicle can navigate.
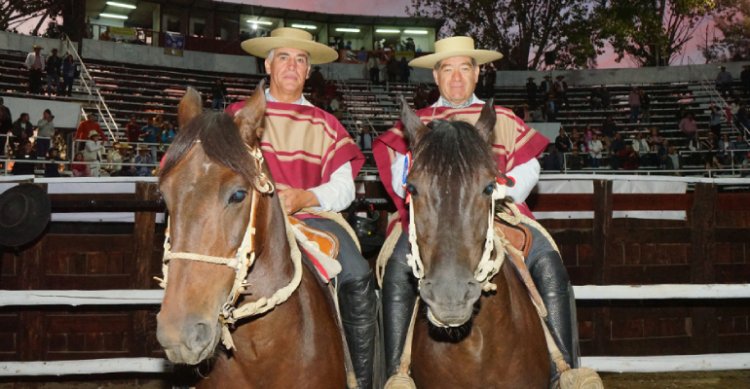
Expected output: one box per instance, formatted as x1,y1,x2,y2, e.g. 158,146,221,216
399,100,550,387
156,85,347,387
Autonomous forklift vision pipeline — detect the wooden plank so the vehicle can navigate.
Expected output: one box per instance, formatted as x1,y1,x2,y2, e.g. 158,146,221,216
612,193,692,211
592,180,613,355
689,183,718,355
716,193,750,211
527,193,595,212
131,182,159,357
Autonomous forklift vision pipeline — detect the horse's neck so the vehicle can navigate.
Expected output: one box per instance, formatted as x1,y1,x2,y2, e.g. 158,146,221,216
245,195,295,297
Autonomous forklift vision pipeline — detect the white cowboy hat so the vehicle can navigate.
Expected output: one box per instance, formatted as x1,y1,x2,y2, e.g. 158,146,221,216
88,130,100,138
241,27,338,65
409,36,503,69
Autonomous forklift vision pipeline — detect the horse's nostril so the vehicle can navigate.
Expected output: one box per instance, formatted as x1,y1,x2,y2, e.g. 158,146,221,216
186,321,212,352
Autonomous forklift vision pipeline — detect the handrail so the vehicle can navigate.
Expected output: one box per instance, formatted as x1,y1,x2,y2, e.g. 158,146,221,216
63,35,119,142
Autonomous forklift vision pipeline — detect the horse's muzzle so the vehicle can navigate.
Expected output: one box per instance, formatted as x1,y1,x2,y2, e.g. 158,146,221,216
420,278,482,327
156,313,220,365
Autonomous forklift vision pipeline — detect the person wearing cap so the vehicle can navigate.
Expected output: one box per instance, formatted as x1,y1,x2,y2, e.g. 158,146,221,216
373,36,578,382
24,44,45,94
82,130,105,177
229,27,376,388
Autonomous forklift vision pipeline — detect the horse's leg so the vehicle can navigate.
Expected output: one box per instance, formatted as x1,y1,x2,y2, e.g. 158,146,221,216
525,224,579,374
381,232,418,377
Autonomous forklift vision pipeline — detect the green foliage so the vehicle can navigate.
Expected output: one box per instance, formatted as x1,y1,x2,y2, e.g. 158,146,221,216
703,0,750,61
0,0,65,33
592,0,718,67
408,0,600,70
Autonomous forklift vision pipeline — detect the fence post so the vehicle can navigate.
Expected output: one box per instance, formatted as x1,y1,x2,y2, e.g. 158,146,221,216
592,179,613,355
689,183,718,354
131,182,159,356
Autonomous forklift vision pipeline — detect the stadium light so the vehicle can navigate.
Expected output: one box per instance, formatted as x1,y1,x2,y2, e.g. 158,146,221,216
246,20,273,25
375,29,400,34
99,13,128,20
335,28,360,33
106,1,136,9
404,29,428,35
291,24,317,30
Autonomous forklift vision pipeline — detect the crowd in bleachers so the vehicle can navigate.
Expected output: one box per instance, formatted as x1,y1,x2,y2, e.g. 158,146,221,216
2,42,750,178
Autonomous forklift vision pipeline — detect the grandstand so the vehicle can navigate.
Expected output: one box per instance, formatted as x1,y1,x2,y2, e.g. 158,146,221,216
1,29,749,178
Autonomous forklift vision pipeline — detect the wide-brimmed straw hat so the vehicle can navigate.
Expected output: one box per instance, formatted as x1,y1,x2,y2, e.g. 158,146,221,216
241,27,338,65
409,36,503,69
0,184,50,247
88,130,100,138
32,44,43,50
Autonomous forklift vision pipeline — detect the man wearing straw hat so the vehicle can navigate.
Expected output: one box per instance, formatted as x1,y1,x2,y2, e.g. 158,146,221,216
230,27,376,388
373,36,579,383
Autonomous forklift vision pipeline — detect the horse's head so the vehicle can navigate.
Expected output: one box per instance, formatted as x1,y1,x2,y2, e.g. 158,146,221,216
401,99,500,328
156,83,268,365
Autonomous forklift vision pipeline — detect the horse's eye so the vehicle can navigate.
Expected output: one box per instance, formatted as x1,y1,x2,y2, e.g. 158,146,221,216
405,183,418,196
483,183,495,196
229,190,248,204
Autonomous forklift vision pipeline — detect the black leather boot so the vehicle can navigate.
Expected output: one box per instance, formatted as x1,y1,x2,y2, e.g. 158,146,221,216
382,252,418,377
526,249,579,370
339,272,378,389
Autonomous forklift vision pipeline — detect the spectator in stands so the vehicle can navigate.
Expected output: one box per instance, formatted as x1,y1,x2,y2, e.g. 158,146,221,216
386,56,398,83
237,27,375,388
741,64,750,98
75,113,106,142
104,142,125,176
679,112,698,139
399,57,411,83
413,84,429,110
639,88,651,123
588,132,604,168
632,131,652,166
628,86,641,123
356,126,374,162
526,77,538,107
160,120,176,145
11,141,37,175
83,130,104,177
601,114,618,141
44,148,62,177
307,66,325,96
11,113,33,151
554,128,572,168
589,86,602,110
0,97,12,158
71,151,88,177
541,144,562,171
715,65,734,99
621,144,640,170
484,62,496,96
708,104,724,139
45,48,62,96
731,134,747,166
703,133,722,170
211,79,228,111
367,53,380,84
735,102,750,130
583,126,594,146
140,117,160,161
404,37,415,52
567,148,583,171
600,85,611,109
609,132,626,169
125,116,141,142
372,36,574,385
356,47,368,62
60,54,77,97
666,145,680,172
35,109,55,159
545,92,557,121
554,75,568,108
24,44,45,94
530,104,545,122
718,133,732,165
540,75,552,97
135,145,153,176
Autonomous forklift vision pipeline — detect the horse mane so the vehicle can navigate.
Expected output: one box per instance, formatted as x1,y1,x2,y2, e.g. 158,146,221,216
412,119,497,183
160,112,258,183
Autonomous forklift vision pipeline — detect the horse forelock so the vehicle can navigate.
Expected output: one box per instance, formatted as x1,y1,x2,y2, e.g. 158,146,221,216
411,120,496,186
160,112,258,184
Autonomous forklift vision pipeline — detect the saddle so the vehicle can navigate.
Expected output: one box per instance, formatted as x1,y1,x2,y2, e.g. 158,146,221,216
493,215,532,260
287,216,342,282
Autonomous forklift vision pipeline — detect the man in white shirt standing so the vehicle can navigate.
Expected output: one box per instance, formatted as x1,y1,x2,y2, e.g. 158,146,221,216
24,44,45,94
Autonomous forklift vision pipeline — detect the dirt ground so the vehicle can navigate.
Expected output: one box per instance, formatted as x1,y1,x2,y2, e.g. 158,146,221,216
2,371,750,388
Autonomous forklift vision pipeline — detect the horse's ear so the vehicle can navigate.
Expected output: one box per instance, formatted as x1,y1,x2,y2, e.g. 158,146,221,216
235,79,267,146
475,98,496,143
178,87,202,127
399,95,427,146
